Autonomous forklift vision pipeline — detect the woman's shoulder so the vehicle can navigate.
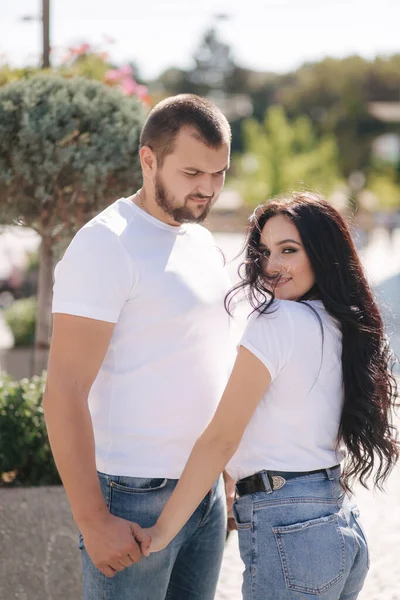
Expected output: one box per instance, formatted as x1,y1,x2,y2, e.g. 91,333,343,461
249,299,332,335
250,299,320,321
246,300,294,333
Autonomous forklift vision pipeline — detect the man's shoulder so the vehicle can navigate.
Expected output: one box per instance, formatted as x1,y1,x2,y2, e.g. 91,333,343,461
63,199,137,260
84,198,135,237
72,199,137,245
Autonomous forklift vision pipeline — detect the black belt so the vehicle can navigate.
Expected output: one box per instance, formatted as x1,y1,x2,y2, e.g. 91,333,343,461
235,466,340,496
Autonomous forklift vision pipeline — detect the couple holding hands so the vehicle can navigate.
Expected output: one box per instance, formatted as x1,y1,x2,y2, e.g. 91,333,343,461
44,94,398,600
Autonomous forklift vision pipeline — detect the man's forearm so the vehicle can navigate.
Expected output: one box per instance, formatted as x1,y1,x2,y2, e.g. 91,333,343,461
43,388,108,529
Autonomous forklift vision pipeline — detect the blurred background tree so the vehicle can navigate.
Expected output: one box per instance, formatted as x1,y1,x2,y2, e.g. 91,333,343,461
0,75,145,372
232,106,339,207
2,29,399,208
277,56,400,178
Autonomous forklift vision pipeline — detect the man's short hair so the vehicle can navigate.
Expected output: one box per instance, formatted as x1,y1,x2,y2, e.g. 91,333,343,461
139,94,231,166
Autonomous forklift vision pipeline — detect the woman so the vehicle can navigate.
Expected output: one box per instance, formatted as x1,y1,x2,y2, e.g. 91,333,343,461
143,192,399,599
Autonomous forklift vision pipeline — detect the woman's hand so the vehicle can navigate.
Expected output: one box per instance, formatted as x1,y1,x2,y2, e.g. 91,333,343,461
223,471,238,532
143,524,169,554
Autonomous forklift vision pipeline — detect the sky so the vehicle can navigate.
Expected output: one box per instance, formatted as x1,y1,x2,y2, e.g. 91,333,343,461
1,0,399,80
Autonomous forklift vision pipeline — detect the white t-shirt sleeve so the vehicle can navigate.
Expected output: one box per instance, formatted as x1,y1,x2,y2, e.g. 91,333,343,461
52,224,135,323
239,302,294,381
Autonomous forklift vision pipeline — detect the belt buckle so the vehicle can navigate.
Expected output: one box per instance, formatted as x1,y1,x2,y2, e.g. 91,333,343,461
269,475,286,490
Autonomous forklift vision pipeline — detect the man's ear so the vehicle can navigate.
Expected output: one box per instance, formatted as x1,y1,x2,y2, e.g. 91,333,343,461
140,146,157,179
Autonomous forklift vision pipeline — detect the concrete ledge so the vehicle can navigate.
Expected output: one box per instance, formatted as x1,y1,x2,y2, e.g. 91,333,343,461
0,486,81,600
0,347,34,380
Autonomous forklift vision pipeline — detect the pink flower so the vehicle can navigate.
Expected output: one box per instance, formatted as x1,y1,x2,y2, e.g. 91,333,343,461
76,43,91,55
135,84,149,100
121,77,137,96
104,69,122,82
119,65,134,77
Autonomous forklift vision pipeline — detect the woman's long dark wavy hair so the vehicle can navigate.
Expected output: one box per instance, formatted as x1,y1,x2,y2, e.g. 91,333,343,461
226,191,399,490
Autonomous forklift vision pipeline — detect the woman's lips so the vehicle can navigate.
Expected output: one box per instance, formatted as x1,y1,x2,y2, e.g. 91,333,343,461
275,277,292,288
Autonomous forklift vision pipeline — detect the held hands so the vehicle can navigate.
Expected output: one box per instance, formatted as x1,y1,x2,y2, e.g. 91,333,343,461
142,524,169,554
224,472,238,532
80,472,238,576
80,512,151,578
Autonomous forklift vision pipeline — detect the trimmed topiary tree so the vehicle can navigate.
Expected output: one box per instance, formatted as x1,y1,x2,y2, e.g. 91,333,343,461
0,75,146,372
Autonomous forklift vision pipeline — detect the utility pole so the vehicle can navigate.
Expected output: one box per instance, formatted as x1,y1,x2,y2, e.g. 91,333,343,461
21,0,51,68
42,0,50,68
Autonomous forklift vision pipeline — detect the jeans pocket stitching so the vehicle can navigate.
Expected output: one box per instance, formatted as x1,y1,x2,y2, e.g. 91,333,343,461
273,513,346,594
110,478,168,494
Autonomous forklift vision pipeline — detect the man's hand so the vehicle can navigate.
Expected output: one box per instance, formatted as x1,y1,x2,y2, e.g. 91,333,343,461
223,471,237,532
80,513,151,578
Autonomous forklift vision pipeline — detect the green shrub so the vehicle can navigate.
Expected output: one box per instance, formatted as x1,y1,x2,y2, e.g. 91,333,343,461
0,373,60,486
4,297,36,347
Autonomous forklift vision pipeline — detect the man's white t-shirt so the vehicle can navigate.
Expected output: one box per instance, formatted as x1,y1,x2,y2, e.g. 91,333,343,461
227,299,346,481
52,198,234,478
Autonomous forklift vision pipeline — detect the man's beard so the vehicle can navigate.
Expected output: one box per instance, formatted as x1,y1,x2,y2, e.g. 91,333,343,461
154,172,213,224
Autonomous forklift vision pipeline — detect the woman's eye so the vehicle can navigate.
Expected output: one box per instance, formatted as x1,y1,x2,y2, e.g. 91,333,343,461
282,248,297,254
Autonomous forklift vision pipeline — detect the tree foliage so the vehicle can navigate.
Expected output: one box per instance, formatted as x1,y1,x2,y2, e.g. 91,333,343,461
0,75,145,237
234,106,339,207
276,57,398,177
0,75,146,371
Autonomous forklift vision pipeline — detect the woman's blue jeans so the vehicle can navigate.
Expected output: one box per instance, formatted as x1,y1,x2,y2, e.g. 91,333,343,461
233,466,369,600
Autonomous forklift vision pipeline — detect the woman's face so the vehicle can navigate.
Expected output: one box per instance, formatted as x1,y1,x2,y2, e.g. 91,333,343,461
259,214,316,300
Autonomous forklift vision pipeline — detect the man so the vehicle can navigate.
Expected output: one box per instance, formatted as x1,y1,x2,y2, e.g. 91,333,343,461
43,94,235,600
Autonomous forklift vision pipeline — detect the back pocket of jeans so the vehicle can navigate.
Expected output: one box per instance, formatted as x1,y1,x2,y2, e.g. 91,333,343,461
273,513,345,595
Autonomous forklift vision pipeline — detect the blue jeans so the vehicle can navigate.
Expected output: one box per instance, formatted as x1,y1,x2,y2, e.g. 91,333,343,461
232,466,369,600
79,472,226,600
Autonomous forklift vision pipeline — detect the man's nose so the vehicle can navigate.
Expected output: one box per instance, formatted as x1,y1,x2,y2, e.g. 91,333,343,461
197,175,215,198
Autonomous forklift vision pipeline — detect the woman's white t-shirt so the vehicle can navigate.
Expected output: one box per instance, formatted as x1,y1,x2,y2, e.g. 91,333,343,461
227,299,346,481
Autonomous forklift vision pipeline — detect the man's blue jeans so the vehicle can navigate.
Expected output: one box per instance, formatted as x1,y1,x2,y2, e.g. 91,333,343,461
80,472,227,600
